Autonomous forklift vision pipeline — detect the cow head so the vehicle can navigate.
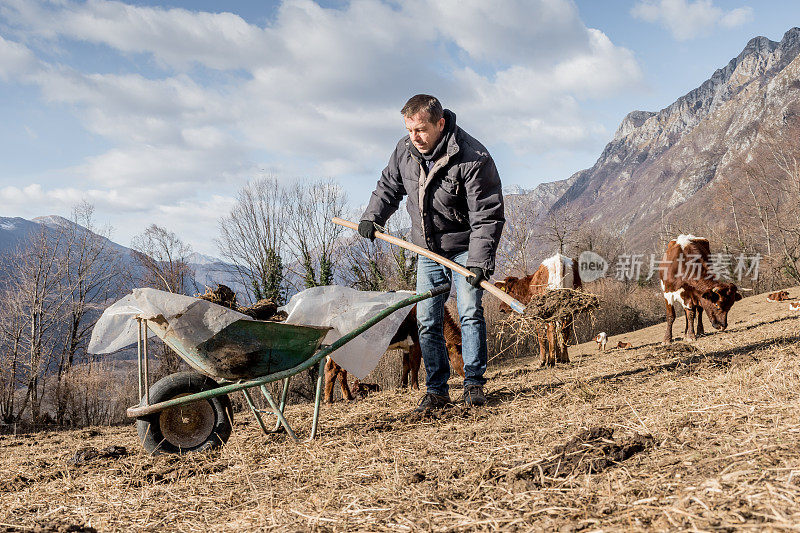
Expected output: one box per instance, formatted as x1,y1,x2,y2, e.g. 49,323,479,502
698,283,742,330
494,276,527,313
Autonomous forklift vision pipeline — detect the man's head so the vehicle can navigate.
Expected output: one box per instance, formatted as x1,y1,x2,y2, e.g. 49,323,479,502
401,94,445,154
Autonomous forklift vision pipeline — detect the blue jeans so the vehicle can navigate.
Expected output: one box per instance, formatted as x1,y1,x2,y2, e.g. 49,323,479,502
416,250,488,396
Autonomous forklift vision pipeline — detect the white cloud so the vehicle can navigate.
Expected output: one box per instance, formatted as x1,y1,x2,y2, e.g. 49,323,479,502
0,34,36,79
719,7,752,29
631,0,752,41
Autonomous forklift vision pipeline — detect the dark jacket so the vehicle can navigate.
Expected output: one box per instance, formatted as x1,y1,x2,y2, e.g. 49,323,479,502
362,110,504,272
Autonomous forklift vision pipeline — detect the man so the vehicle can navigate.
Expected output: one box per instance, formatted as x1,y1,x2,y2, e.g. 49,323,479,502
359,94,504,410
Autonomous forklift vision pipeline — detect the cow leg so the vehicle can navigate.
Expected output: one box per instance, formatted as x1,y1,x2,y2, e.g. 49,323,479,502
695,306,705,336
685,306,697,341
663,300,675,345
545,323,557,366
558,320,571,363
447,345,465,378
409,342,422,390
324,358,337,403
536,325,548,366
339,369,354,401
400,350,410,388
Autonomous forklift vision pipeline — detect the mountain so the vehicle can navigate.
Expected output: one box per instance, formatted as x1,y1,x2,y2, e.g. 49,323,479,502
187,252,252,300
519,27,800,255
0,216,248,299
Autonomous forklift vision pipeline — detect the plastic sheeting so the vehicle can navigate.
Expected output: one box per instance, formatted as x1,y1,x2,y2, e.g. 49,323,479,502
89,286,414,380
87,288,253,355
280,286,414,379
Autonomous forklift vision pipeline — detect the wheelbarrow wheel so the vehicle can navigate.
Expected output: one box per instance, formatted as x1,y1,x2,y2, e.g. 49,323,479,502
136,371,233,455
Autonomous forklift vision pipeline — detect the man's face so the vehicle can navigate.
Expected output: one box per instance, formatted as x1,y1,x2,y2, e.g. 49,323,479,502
404,112,445,154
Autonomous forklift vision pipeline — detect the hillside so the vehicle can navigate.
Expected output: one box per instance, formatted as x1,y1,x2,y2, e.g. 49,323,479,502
2,287,799,531
518,27,800,256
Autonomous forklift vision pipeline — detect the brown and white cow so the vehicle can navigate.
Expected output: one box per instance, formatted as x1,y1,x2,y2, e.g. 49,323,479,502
660,234,742,344
495,253,582,366
323,304,464,403
594,332,608,352
766,290,790,302
789,301,800,311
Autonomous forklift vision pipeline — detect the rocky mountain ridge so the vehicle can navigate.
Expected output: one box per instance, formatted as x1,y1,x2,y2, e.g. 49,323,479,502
518,27,800,258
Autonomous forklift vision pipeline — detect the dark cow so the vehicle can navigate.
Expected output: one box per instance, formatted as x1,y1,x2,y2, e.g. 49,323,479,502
495,253,582,366
324,304,463,403
616,341,632,349
352,380,381,398
659,234,742,344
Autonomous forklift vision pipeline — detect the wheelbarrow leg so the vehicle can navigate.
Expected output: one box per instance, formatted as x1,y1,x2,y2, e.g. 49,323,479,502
260,385,299,442
271,378,290,433
241,388,270,435
308,356,327,441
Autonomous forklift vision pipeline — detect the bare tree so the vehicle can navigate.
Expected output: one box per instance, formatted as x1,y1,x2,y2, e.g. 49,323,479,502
217,177,287,304
284,179,347,288
536,202,580,256
728,117,800,284
130,224,195,295
0,228,69,423
0,284,27,423
130,224,195,375
496,195,537,276
58,203,123,371
52,203,124,425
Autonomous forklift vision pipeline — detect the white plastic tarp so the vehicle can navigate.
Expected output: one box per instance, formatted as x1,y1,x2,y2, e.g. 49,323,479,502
280,286,414,379
88,287,252,355
89,286,414,380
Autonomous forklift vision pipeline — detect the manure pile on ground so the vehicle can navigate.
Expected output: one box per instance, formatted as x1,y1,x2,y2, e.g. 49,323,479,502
197,284,286,321
502,427,655,487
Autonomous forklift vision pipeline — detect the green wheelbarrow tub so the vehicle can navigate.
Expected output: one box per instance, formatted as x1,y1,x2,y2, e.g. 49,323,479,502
147,318,332,380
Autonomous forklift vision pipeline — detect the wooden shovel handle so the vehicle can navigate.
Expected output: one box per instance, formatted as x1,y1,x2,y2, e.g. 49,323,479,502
332,217,525,314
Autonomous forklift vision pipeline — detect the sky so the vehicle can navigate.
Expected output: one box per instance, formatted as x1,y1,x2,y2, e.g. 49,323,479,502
1,0,799,256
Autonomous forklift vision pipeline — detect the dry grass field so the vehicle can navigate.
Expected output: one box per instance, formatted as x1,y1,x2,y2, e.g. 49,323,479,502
2,288,800,532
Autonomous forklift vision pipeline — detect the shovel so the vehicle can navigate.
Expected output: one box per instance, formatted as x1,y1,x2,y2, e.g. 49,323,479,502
332,217,525,314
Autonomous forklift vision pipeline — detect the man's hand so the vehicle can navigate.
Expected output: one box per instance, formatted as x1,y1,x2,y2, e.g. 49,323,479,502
467,266,490,288
358,220,377,241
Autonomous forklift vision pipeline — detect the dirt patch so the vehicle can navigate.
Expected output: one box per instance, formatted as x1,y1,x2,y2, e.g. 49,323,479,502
653,341,701,356
508,427,655,487
68,445,128,465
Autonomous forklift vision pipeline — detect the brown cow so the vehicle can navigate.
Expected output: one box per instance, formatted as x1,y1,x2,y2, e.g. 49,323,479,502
616,341,632,349
324,304,464,403
766,290,790,302
660,235,742,344
495,253,582,366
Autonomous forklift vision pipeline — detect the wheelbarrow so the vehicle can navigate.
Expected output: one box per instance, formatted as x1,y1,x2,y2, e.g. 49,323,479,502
126,283,451,454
